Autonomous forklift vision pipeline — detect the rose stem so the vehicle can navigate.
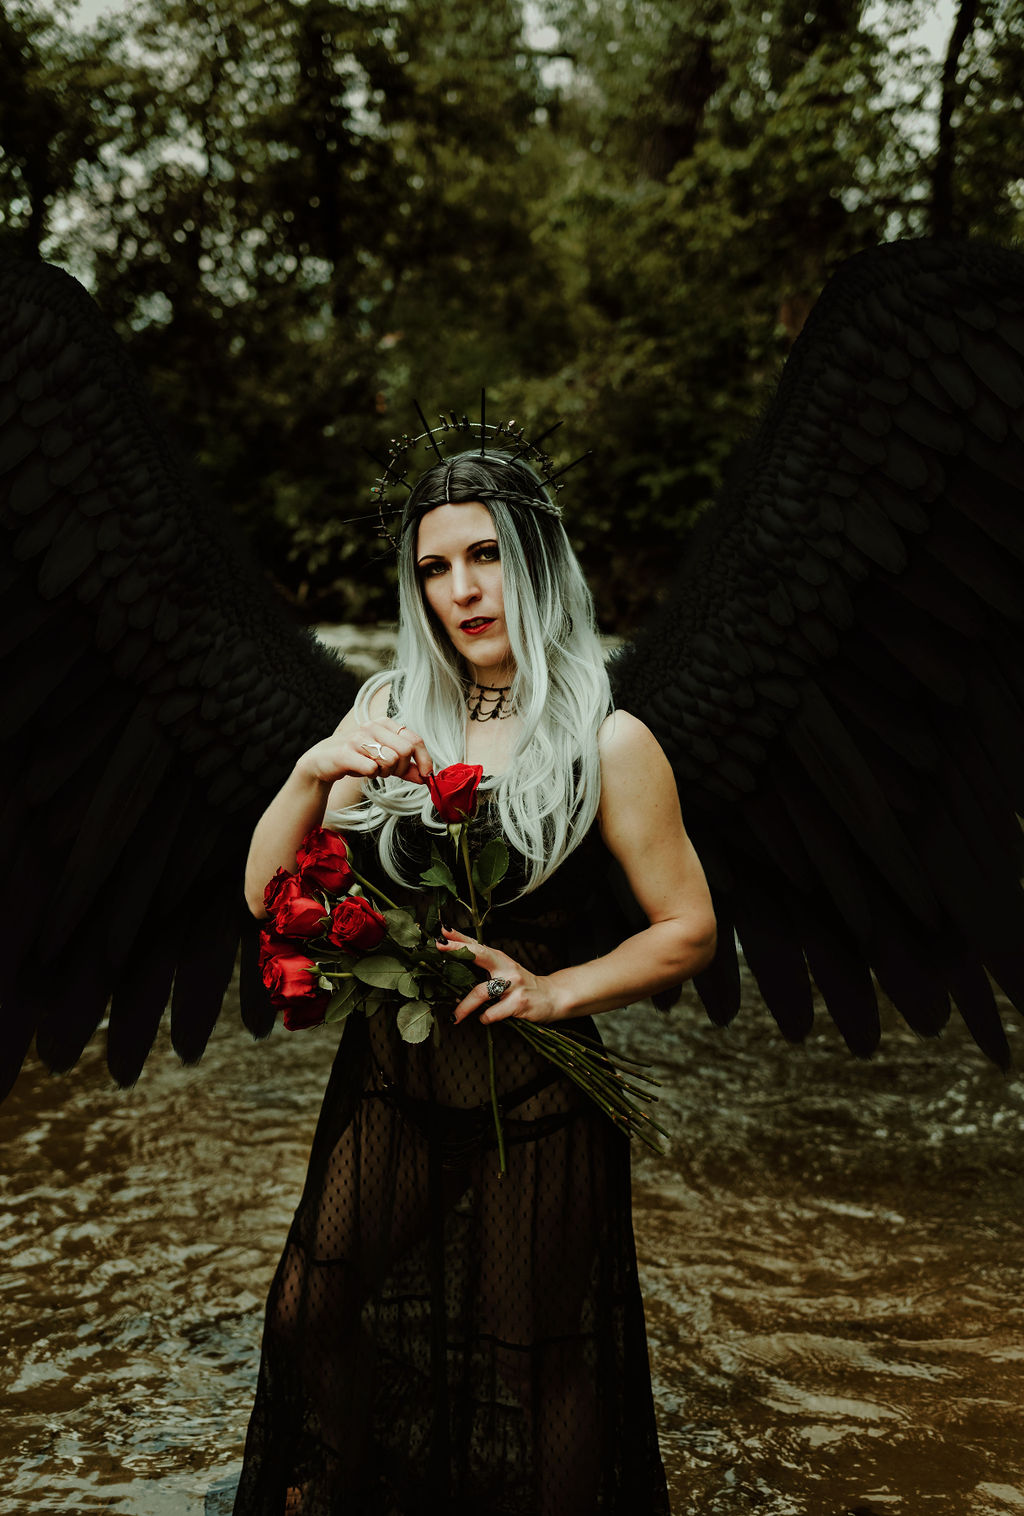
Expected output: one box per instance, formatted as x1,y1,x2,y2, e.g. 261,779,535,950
344,864,401,913
458,824,507,1177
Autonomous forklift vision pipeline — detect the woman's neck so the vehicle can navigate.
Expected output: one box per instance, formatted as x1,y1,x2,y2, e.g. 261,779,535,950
466,681,514,722
466,656,513,687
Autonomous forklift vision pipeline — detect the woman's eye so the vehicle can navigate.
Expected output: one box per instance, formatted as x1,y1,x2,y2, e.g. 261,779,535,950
419,561,446,579
476,545,500,563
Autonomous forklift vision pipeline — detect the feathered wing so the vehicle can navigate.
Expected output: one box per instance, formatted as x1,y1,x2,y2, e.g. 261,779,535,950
612,238,1024,1068
0,258,359,1099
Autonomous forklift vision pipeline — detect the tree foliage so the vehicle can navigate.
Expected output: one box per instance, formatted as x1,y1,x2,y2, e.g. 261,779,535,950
1,0,1022,629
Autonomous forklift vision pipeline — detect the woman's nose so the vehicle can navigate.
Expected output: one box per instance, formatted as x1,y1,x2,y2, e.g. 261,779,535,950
451,561,481,602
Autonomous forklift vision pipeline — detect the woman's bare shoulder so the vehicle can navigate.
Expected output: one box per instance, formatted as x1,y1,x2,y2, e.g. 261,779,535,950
597,710,678,822
597,710,665,767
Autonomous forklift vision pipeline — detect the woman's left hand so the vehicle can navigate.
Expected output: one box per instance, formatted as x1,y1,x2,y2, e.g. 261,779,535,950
438,927,563,1026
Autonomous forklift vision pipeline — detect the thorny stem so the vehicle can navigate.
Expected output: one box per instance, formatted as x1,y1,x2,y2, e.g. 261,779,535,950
458,824,507,1176
513,1023,669,1149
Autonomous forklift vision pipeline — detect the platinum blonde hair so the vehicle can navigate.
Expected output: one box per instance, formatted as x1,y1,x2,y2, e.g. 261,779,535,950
329,450,611,894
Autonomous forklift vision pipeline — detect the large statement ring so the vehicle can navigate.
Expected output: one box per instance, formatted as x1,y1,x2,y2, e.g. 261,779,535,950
486,977,511,1003
362,741,389,760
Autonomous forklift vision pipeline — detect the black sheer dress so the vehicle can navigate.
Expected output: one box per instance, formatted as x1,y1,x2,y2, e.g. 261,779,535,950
233,819,669,1516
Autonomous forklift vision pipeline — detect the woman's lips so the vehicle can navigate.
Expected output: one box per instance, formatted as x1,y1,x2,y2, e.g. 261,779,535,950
460,618,495,636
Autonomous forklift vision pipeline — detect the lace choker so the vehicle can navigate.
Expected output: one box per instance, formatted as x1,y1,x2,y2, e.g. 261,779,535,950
466,683,514,722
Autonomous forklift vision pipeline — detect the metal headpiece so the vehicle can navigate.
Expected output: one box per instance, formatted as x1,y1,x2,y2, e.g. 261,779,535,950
367,391,590,548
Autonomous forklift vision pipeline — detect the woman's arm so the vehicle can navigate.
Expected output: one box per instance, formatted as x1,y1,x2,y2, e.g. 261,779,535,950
242,686,432,917
448,711,716,1024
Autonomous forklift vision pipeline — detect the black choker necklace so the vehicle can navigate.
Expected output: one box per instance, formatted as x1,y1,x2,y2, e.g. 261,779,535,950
466,682,514,722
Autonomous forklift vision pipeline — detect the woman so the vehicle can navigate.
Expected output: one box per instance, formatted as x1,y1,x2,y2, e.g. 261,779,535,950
236,448,717,1515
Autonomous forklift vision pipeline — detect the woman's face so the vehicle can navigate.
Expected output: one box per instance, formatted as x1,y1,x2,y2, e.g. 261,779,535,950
415,501,512,682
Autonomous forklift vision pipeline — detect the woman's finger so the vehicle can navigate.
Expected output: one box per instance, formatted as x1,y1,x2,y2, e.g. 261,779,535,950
359,738,399,770
452,977,509,1025
374,720,432,778
439,926,476,947
477,991,522,1026
384,721,433,778
437,927,495,966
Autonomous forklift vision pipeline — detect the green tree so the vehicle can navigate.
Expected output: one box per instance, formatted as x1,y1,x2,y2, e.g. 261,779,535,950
934,0,1024,238
510,0,1021,626
0,1,114,255
2,0,1021,629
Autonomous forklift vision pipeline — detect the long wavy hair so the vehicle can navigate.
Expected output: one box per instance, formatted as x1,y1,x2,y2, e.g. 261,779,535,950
329,450,612,894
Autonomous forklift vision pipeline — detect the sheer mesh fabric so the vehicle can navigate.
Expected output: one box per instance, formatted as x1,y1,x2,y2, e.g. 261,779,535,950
234,825,669,1515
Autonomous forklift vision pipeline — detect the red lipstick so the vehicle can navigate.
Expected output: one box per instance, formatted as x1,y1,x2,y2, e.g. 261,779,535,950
460,618,495,635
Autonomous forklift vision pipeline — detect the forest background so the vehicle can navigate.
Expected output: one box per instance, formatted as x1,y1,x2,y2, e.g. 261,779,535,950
1,0,1022,631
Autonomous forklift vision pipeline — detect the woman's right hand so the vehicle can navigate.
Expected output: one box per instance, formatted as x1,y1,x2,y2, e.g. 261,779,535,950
296,716,434,788
245,706,433,915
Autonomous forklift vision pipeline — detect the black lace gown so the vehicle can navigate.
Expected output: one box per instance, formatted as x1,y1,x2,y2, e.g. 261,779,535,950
233,823,670,1515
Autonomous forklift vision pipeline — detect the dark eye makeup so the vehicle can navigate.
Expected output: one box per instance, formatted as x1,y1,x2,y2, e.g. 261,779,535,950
416,540,500,578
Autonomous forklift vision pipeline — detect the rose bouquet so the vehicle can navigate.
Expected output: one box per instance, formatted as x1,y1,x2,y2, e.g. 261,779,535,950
259,764,665,1171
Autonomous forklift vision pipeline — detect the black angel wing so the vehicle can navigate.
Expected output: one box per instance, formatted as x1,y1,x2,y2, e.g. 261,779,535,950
0,258,359,1098
613,238,1024,1068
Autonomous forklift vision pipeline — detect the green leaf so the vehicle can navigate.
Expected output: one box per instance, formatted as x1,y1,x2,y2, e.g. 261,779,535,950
383,907,423,949
445,946,476,963
362,986,390,1018
317,951,357,973
472,839,509,895
425,896,441,937
419,861,458,895
444,961,477,990
353,955,409,989
324,980,358,1025
396,1000,435,1044
398,971,420,998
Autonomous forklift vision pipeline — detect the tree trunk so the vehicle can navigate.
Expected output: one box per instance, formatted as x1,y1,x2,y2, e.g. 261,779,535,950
931,0,980,236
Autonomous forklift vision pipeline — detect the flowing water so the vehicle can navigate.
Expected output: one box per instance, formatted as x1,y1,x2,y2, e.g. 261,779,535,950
3,970,1024,1516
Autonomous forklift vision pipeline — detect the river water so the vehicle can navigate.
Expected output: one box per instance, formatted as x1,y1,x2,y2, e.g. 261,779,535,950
3,968,1024,1516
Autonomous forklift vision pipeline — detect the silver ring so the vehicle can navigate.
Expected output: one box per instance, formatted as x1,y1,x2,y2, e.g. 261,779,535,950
486,977,511,1002
363,741,388,760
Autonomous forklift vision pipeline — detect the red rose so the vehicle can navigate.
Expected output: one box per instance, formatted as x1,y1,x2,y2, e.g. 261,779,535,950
281,998,328,1032
327,895,388,951
264,868,294,915
296,826,352,892
258,930,328,1029
426,763,484,824
264,869,328,936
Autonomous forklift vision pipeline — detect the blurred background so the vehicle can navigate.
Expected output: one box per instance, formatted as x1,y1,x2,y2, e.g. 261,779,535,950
3,0,1022,631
